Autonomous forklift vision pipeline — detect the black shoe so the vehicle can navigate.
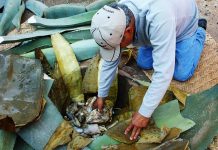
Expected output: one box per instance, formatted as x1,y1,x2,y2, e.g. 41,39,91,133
198,18,207,30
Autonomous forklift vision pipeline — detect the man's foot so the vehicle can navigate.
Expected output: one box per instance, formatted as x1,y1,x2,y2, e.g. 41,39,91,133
198,18,207,30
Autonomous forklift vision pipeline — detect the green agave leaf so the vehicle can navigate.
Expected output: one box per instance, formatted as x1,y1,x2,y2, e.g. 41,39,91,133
0,130,17,150
3,28,92,55
0,0,21,35
88,134,120,150
22,39,99,69
12,1,25,29
181,85,218,150
28,10,97,28
0,0,6,9
0,26,90,44
44,4,86,19
25,0,48,17
152,100,195,132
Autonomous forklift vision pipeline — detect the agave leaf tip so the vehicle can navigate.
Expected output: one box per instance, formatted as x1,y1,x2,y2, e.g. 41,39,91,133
28,16,36,23
0,36,4,43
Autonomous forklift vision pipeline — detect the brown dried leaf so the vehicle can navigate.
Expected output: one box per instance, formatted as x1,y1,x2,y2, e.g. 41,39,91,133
67,131,92,150
137,125,170,144
163,128,181,142
82,54,100,93
44,120,73,150
106,120,137,144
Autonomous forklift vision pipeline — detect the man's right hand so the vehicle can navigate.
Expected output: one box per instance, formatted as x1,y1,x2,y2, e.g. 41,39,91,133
93,97,104,112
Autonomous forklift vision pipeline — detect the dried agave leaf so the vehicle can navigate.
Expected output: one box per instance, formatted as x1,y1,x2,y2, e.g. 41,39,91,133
115,111,134,122
128,86,147,112
82,54,100,93
67,130,92,150
137,125,170,144
107,73,118,106
168,86,188,108
0,54,43,129
128,85,174,112
44,120,73,150
119,49,132,68
163,128,181,142
106,120,137,144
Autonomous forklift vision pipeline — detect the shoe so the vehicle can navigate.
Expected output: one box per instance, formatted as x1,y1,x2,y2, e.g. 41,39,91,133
198,18,207,30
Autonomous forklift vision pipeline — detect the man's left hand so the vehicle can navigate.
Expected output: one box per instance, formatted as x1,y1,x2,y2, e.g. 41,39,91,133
125,112,149,140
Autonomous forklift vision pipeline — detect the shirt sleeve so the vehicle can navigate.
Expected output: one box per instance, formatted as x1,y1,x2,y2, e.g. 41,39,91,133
138,16,176,118
98,58,119,98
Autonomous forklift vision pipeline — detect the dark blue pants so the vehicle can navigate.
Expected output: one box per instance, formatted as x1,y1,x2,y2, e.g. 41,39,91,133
137,27,206,81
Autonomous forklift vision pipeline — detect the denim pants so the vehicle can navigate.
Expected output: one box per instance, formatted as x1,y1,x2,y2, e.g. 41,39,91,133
137,27,206,81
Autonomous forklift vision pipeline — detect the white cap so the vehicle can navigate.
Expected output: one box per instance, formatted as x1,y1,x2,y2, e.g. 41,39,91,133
90,5,126,61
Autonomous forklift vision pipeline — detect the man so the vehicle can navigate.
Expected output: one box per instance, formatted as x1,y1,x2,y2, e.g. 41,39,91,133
90,0,207,140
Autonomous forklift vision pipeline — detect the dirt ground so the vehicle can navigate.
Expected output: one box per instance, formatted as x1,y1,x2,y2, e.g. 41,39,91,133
197,0,218,42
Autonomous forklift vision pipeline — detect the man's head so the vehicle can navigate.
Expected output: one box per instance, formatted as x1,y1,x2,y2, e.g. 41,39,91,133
90,3,135,61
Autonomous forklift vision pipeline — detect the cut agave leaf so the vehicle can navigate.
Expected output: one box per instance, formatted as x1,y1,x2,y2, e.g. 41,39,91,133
28,10,97,28
18,78,64,150
152,100,195,132
44,4,86,19
12,1,25,29
181,85,218,150
0,130,17,150
0,0,21,35
51,33,84,102
86,0,116,11
25,0,48,17
0,26,90,44
0,54,43,129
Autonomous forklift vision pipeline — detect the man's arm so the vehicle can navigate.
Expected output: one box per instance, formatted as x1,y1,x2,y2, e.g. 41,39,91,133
98,58,119,98
138,16,176,118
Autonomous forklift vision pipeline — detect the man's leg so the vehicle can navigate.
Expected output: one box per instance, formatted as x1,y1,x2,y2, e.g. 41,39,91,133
137,46,153,70
173,27,206,81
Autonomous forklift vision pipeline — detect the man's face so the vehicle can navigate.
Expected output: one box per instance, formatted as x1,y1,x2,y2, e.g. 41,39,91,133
120,17,135,48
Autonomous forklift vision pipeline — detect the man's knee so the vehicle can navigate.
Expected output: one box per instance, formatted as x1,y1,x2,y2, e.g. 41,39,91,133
137,60,153,70
137,46,153,70
173,69,194,82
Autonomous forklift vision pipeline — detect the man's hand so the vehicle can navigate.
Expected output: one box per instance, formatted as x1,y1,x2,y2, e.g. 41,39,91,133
125,112,149,140
93,97,104,112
